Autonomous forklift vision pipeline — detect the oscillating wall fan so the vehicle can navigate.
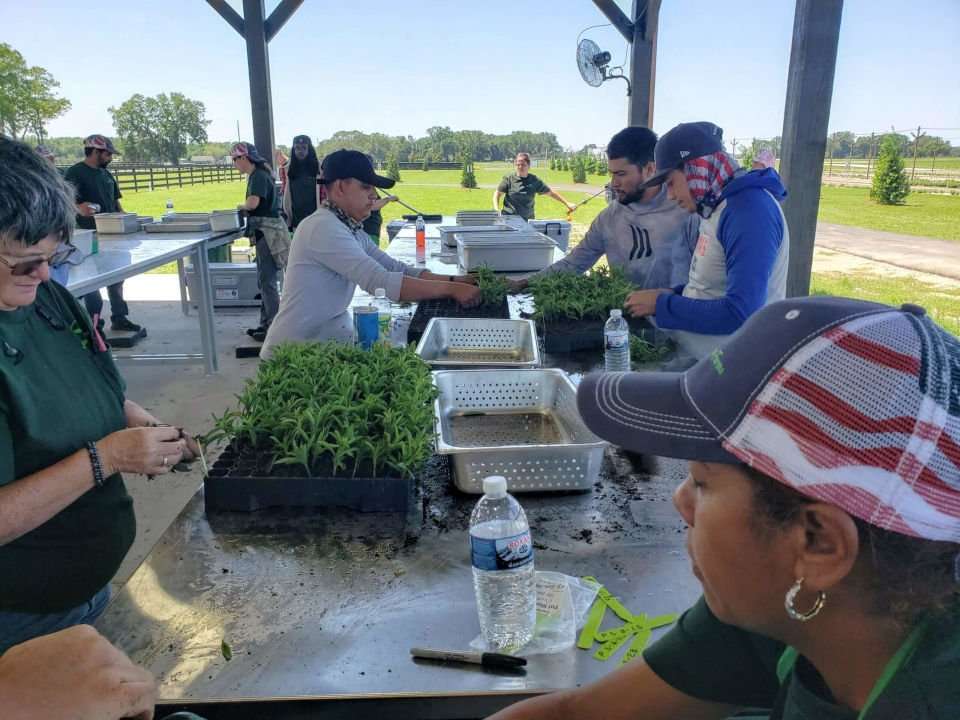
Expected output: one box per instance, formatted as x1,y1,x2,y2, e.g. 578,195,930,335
576,38,631,96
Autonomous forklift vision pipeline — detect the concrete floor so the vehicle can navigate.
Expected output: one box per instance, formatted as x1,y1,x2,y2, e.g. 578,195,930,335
102,276,263,587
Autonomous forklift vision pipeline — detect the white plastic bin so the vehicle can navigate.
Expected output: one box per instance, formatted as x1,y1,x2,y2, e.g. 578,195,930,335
529,220,571,251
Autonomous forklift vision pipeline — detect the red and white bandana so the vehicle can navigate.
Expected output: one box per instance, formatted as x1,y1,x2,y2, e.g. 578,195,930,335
684,151,738,205
724,311,960,542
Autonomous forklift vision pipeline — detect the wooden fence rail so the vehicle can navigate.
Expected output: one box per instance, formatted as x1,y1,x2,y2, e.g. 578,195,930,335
57,163,244,193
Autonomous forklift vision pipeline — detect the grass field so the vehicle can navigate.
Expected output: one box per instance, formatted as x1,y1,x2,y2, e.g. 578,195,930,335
121,172,960,244
811,272,960,335
816,186,960,241
117,177,960,333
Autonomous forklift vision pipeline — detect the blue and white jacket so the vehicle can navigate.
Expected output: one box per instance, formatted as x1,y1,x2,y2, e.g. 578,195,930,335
655,169,790,359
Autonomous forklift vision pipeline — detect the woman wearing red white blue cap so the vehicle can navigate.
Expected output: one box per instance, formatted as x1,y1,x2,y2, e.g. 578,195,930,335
491,296,959,720
230,141,290,343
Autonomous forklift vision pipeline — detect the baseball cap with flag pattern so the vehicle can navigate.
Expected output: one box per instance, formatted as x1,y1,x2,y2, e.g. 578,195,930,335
83,134,119,155
577,296,960,542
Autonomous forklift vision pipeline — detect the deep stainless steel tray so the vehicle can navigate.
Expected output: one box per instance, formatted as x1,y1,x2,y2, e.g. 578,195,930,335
433,369,606,493
438,223,517,247
456,211,502,226
144,221,212,233
415,318,540,368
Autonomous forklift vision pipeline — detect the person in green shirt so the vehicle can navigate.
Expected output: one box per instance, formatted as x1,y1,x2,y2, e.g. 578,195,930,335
493,152,576,220
490,296,960,720
63,134,142,334
0,138,201,654
231,141,289,343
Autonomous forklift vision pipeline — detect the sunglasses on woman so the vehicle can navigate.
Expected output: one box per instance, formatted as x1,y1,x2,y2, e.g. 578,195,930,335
0,244,80,276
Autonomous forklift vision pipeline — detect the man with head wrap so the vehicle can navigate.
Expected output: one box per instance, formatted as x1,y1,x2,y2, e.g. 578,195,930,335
624,122,789,360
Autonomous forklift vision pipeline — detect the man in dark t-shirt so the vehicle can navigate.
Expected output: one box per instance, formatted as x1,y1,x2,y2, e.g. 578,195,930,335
493,152,576,220
64,134,142,333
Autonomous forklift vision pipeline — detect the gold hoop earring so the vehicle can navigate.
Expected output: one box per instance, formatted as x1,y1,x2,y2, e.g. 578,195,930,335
784,577,826,622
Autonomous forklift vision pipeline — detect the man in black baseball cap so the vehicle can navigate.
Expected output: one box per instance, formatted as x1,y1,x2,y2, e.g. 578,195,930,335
623,121,790,361
320,149,396,189
260,149,481,357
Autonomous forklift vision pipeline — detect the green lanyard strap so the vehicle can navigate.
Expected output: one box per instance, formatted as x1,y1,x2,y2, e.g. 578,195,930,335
775,620,928,719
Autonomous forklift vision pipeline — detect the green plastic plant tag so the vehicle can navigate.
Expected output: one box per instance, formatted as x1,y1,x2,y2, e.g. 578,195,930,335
577,595,607,649
593,620,639,661
594,586,634,622
620,625,653,665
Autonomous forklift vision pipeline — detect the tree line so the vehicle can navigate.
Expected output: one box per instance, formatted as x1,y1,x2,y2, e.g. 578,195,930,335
4,41,956,167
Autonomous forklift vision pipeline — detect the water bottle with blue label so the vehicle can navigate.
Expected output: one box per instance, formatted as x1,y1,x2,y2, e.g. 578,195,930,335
604,308,630,371
373,288,391,339
470,476,536,650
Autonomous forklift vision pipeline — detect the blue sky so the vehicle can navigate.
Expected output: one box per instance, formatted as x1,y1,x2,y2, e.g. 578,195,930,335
5,0,959,149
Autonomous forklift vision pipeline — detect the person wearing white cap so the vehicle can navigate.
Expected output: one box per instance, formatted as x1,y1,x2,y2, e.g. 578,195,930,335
490,295,960,720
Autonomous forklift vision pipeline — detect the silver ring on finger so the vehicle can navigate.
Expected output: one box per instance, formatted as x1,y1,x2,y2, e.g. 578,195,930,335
162,455,168,467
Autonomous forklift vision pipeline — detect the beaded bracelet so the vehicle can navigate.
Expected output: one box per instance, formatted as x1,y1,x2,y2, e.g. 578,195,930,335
86,441,105,488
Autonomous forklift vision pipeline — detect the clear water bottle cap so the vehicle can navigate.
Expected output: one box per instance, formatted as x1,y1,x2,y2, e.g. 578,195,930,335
482,476,507,497
374,288,386,299
610,309,622,319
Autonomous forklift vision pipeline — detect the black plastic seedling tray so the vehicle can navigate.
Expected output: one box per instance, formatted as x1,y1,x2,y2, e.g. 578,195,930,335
537,315,655,353
203,444,419,522
406,296,510,345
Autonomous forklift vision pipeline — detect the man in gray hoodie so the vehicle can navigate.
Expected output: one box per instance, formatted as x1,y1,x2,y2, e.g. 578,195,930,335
509,127,689,292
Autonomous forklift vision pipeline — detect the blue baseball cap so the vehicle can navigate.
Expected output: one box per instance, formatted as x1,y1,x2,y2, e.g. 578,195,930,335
641,121,724,189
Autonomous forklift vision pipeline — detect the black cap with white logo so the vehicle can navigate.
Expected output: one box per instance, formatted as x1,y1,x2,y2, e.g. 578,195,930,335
641,121,724,189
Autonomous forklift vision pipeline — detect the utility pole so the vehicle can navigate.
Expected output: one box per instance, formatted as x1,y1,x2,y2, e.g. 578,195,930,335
910,125,924,182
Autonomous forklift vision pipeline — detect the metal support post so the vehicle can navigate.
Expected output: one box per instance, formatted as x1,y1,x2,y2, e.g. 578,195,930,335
628,0,660,127
779,0,844,297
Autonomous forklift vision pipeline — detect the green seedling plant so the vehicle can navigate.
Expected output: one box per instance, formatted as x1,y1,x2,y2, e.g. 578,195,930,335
528,266,634,324
630,334,673,366
474,264,509,307
208,341,438,479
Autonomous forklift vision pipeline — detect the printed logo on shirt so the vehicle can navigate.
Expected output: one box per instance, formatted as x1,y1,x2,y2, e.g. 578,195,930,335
695,233,710,257
629,226,652,260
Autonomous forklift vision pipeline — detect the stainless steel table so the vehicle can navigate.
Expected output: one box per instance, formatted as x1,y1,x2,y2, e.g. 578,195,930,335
97,221,699,718
64,229,241,374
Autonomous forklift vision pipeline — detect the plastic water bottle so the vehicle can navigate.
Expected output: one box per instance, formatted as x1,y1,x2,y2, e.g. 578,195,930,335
165,199,174,217
470,476,536,651
604,309,630,371
415,215,426,264
373,287,391,339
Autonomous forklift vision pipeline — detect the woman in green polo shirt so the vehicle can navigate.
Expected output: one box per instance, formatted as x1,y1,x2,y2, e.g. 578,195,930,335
493,152,576,220
490,297,960,720
0,138,200,654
